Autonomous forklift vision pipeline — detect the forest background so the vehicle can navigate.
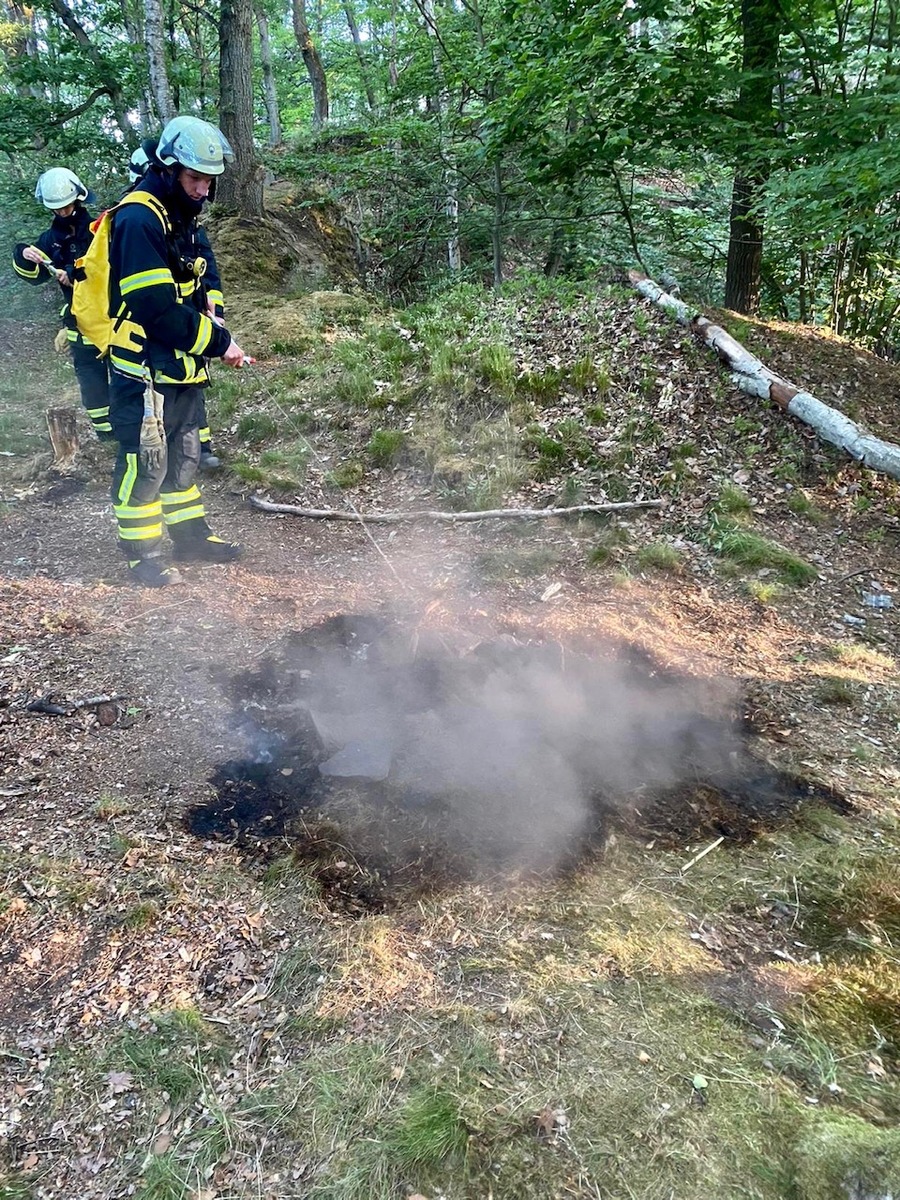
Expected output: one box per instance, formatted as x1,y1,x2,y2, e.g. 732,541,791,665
1,0,899,350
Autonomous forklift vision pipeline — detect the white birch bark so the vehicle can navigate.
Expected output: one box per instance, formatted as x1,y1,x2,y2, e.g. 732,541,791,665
628,270,900,481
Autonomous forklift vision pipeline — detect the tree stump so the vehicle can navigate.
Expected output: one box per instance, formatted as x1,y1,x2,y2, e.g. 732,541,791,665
46,407,79,473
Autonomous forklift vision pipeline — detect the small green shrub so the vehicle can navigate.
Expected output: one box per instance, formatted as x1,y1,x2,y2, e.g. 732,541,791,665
368,428,407,466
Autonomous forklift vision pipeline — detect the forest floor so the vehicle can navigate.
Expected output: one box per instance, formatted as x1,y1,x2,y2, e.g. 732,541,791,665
1,275,900,1200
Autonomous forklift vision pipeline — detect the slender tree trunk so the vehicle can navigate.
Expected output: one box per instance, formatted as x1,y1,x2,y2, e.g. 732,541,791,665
421,0,460,271
292,0,329,130
723,0,782,314
218,0,264,216
255,5,283,145
144,0,174,123
341,0,376,112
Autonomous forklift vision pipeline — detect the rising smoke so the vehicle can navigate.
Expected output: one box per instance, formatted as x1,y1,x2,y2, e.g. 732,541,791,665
217,615,743,871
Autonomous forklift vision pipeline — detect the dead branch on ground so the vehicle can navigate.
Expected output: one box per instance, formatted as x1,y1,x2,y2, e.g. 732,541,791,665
249,496,663,522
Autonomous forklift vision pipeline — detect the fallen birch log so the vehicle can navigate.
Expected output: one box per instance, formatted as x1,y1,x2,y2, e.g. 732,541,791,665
628,270,900,481
250,496,662,522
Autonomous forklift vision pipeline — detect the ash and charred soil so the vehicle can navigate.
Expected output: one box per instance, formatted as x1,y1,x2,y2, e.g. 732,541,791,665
183,614,849,915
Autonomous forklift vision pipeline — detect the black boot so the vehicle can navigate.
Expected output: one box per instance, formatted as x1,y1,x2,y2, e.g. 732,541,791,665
199,448,221,471
128,558,182,588
172,534,242,564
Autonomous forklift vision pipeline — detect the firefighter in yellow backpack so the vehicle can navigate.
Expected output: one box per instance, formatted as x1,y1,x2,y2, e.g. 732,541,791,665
12,168,114,441
106,116,248,589
127,144,222,470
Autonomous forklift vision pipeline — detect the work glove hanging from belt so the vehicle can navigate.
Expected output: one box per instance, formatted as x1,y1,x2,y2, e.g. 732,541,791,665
139,377,166,472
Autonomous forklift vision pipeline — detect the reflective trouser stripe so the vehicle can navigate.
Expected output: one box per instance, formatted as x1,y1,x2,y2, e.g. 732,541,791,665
161,485,206,529
114,495,163,542
160,486,201,504
199,427,211,442
163,504,206,526
117,523,163,540
86,406,112,433
117,453,139,505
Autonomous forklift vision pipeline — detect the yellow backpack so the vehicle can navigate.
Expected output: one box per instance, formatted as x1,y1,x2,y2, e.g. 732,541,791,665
72,191,171,355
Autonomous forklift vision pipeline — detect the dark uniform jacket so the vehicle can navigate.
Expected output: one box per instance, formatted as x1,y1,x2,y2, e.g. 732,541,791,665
13,205,94,343
108,169,231,386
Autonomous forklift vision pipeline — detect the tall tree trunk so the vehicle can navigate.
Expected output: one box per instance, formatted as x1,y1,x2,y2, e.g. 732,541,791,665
341,0,376,112
292,0,329,130
145,0,174,123
255,4,283,145
421,0,460,272
723,0,782,314
218,0,264,216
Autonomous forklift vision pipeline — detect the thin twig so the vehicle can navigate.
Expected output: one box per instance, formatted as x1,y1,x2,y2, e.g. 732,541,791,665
681,836,725,874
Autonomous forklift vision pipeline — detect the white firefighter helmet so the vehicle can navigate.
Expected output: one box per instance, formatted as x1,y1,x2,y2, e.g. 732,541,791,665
156,116,234,176
128,145,151,184
35,167,88,210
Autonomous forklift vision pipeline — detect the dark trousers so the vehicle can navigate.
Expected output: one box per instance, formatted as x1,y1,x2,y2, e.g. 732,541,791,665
109,374,209,560
70,338,113,439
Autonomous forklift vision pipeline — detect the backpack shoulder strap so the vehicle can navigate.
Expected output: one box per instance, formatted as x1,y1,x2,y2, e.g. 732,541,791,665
113,191,173,236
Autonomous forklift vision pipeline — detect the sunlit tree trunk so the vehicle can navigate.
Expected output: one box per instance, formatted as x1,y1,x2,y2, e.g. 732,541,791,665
255,4,283,145
145,0,174,123
292,0,329,130
218,0,264,215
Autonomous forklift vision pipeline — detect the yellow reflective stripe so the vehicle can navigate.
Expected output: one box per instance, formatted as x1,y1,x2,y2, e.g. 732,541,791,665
14,261,41,279
110,355,147,377
188,314,213,356
114,500,162,519
85,407,110,417
117,453,138,505
163,505,206,525
160,486,201,504
67,329,79,342
93,423,113,432
118,523,163,540
199,427,211,440
178,279,197,297
207,289,224,307
120,268,175,296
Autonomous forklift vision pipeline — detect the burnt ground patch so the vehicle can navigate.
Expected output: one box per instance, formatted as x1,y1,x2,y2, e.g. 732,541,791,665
184,614,849,913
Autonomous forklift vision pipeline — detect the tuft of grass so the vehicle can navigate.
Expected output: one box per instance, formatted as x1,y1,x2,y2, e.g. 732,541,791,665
826,641,895,673
122,900,160,929
716,483,753,517
328,460,365,489
230,459,265,484
236,411,278,446
387,1087,468,1168
367,428,407,467
478,341,516,392
635,540,683,574
787,489,825,522
94,793,131,819
744,578,783,604
711,524,817,585
475,545,559,582
815,676,857,706
794,1115,900,1200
